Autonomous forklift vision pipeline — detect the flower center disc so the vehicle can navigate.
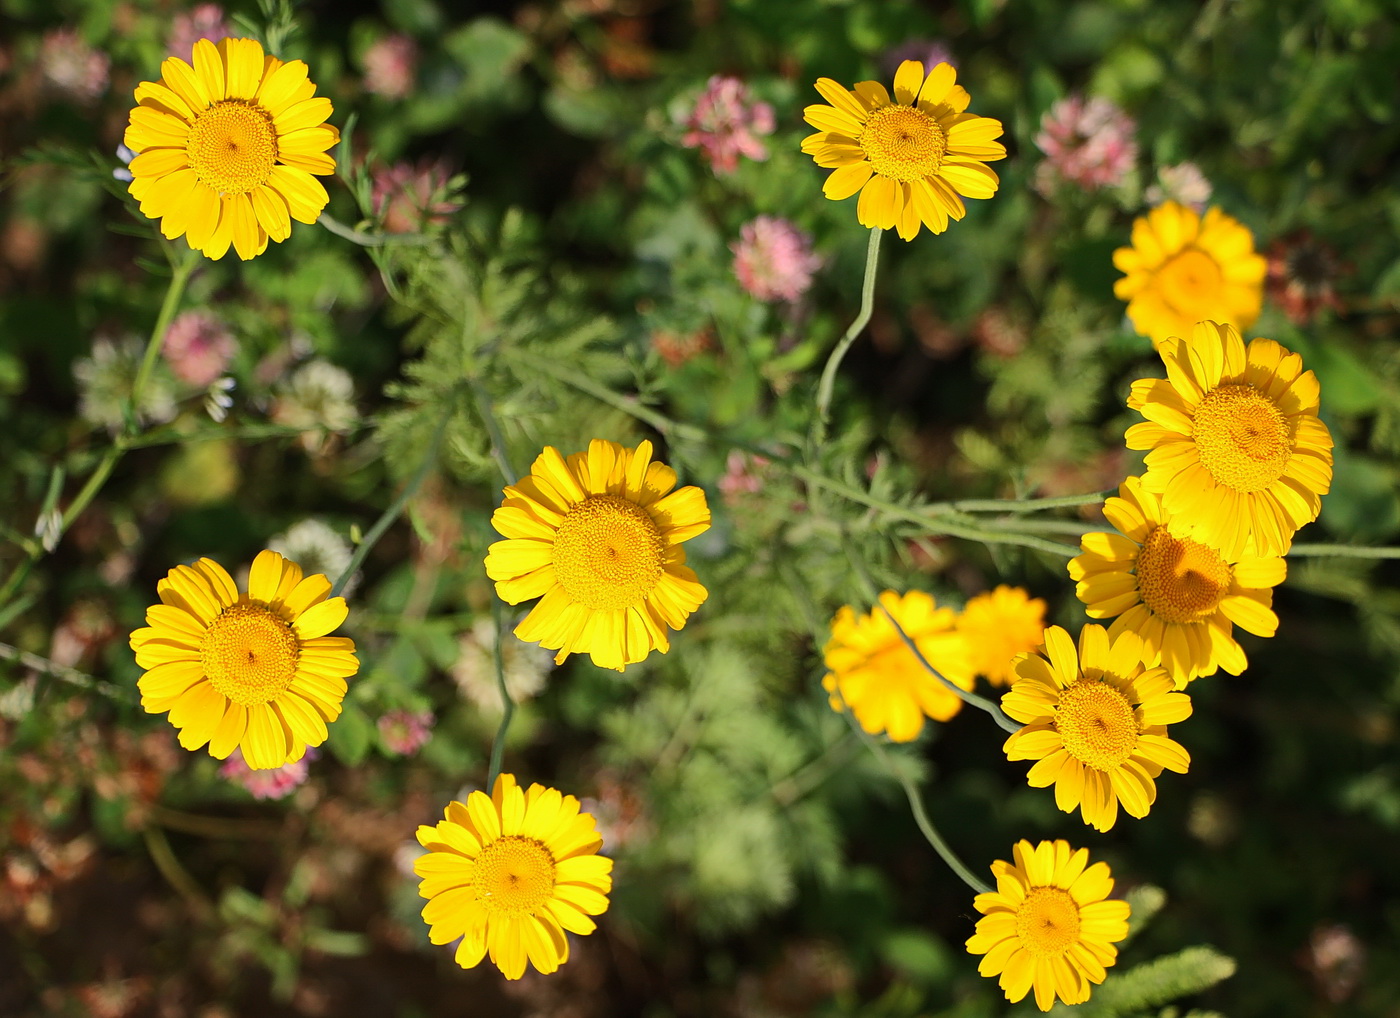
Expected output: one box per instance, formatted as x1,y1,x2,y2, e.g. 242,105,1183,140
859,104,946,182
1015,886,1083,957
186,100,278,195
1136,526,1233,624
200,603,299,706
1192,383,1293,493
1056,679,1139,771
472,835,556,916
552,494,665,611
1159,248,1223,314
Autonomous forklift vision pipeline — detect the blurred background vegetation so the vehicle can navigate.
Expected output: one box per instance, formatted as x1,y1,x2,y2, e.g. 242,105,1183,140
2,0,1399,1014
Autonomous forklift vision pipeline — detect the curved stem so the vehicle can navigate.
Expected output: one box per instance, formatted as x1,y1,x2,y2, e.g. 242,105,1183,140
814,227,883,435
940,490,1112,514
1287,543,1400,559
485,596,517,791
317,212,428,248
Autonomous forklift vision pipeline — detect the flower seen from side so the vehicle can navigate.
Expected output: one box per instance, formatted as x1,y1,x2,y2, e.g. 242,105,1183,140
680,75,775,175
1126,320,1334,559
484,440,711,671
163,309,238,387
414,774,613,979
965,839,1131,1011
1070,476,1285,685
1145,161,1212,212
129,550,357,769
123,37,339,260
1033,94,1137,195
378,708,434,756
1002,624,1192,832
1113,201,1265,347
219,747,314,800
822,590,975,742
956,585,1047,687
731,215,822,302
801,60,1006,241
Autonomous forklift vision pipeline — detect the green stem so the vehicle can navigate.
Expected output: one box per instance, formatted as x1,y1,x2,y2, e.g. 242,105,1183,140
0,641,129,701
129,253,198,418
814,226,883,435
1287,544,1400,559
467,376,518,485
485,596,516,791
317,212,428,248
941,490,1112,514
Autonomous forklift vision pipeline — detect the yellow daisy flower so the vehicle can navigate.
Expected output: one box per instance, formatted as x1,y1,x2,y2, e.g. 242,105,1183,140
1126,320,1334,560
801,60,1006,241
822,590,975,742
123,37,339,261
1070,476,1286,686
965,839,1131,1012
1112,201,1266,347
484,439,710,672
129,550,357,769
1002,624,1192,832
414,774,613,980
956,585,1047,687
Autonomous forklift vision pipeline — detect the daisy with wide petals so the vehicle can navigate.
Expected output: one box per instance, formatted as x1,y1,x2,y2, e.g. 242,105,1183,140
956,585,1047,687
1112,201,1266,347
1070,476,1286,686
966,839,1131,1011
1126,320,1334,559
1002,624,1192,832
484,439,710,672
129,550,357,769
801,60,1005,241
123,37,339,260
414,774,612,980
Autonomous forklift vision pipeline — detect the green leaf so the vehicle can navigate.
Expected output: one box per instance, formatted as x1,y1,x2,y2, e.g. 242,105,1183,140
326,702,375,766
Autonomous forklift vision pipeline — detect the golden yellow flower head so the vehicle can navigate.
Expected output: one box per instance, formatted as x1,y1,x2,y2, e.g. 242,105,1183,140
822,590,975,742
1112,201,1266,347
484,439,710,672
414,774,613,980
123,37,339,260
1070,476,1286,686
801,60,1005,241
956,585,1047,687
129,550,357,769
1126,320,1334,560
1002,624,1192,832
966,839,1131,1011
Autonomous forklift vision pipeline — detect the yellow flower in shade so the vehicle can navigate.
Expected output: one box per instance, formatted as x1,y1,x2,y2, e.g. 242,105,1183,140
1112,201,1266,347
822,590,975,742
1070,476,1286,686
1126,320,1334,560
965,839,1131,1011
1002,624,1192,832
414,774,612,980
801,60,1006,241
484,439,710,672
129,550,357,769
956,585,1047,687
123,37,339,260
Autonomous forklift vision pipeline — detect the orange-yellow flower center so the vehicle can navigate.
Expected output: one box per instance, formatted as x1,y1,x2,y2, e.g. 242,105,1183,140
1015,886,1083,958
471,835,556,916
552,494,664,611
859,103,946,182
186,99,277,195
1192,383,1293,493
200,602,299,706
1157,248,1222,314
1056,679,1139,771
1136,525,1232,623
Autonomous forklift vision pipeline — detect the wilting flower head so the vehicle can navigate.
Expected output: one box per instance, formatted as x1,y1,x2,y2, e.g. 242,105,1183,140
38,28,110,103
220,747,313,799
1033,95,1137,194
74,336,178,433
802,61,1006,241
362,34,418,99
122,38,339,260
1145,161,1212,212
268,519,355,596
271,359,358,450
956,585,1046,687
163,309,238,387
966,839,1131,1010
731,216,822,302
451,618,553,716
167,4,232,59
377,708,434,756
414,774,613,979
370,158,465,234
1266,229,1347,325
681,75,775,175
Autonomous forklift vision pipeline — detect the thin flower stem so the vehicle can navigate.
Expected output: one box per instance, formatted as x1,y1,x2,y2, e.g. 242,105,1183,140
814,226,883,436
0,641,130,701
939,490,1112,514
317,212,429,248
485,596,516,791
468,376,518,486
143,826,214,921
129,251,198,421
1287,544,1400,559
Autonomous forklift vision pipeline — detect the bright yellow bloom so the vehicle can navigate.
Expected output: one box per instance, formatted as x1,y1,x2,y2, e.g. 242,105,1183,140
1113,201,1266,347
1070,476,1285,686
801,60,1005,241
957,585,1047,687
484,439,710,672
414,774,612,980
1002,624,1192,832
966,839,1131,1011
822,590,975,742
129,550,356,769
1127,320,1334,559
123,37,338,260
